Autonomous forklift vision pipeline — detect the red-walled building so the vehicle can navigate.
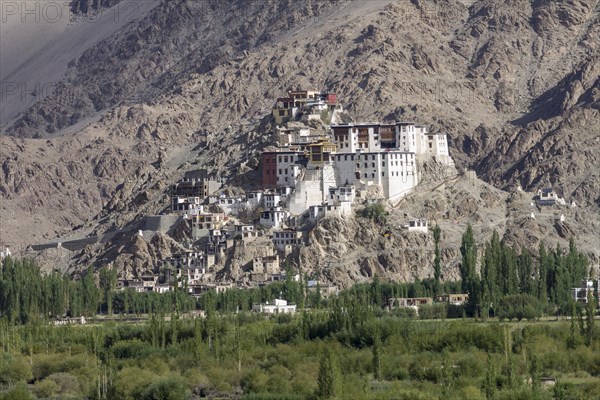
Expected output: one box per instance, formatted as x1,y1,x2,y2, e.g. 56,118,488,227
261,152,278,188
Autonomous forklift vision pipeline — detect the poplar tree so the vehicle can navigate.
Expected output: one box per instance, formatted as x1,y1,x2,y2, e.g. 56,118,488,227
537,243,548,303
481,232,501,317
529,354,540,392
316,348,341,399
585,292,596,346
483,354,496,400
433,224,442,295
460,224,480,317
99,266,117,316
518,249,534,296
372,330,382,380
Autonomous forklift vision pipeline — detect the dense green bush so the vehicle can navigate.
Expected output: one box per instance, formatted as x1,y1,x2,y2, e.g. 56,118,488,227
112,339,156,359
0,353,32,385
0,383,34,400
141,376,189,400
357,203,388,224
497,294,542,321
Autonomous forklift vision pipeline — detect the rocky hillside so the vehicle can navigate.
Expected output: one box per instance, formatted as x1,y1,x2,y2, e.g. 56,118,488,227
0,0,598,281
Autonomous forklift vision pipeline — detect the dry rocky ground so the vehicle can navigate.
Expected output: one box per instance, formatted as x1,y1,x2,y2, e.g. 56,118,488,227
0,0,598,284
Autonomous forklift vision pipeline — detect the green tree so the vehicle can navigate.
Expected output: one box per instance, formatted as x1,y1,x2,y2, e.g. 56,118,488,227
99,265,117,316
440,350,453,400
433,224,442,295
481,232,501,318
316,348,341,399
483,354,496,400
537,242,548,304
517,249,534,296
371,274,382,308
81,270,99,317
585,292,596,346
460,224,480,317
372,331,381,380
529,354,540,392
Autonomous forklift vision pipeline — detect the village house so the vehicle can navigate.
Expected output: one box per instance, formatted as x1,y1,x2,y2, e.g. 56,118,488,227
252,254,280,275
260,207,289,228
308,202,352,223
161,251,214,285
171,169,222,199
572,279,599,305
264,192,282,208
216,195,245,215
536,188,559,206
272,89,340,126
171,196,203,216
191,212,226,238
435,293,469,306
127,280,150,293
251,255,282,282
153,284,171,294
275,125,313,146
245,191,264,209
252,298,297,314
232,224,257,240
307,280,338,298
388,297,433,309
272,229,304,252
206,228,231,262
406,219,428,233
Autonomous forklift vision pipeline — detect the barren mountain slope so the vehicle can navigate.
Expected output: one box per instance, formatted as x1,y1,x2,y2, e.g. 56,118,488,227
0,0,598,280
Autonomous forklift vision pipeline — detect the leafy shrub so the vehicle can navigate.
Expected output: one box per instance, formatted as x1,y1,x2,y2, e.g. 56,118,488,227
418,303,447,320
0,353,32,385
0,383,34,400
32,353,92,381
114,367,157,400
242,394,304,400
44,373,84,398
497,294,542,321
33,378,60,398
357,203,387,224
112,339,156,359
141,376,189,400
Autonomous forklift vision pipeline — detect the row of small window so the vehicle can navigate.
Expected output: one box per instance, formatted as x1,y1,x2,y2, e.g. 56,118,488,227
274,240,302,245
274,232,299,239
334,154,414,161
362,171,409,178
356,161,411,168
277,156,296,163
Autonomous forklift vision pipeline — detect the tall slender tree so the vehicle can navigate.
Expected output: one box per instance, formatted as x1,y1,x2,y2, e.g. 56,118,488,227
316,348,341,399
537,243,548,303
372,330,382,380
433,224,442,295
460,224,480,317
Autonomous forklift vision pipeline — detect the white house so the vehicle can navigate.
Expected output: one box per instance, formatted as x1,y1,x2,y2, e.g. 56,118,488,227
233,224,257,240
260,207,289,228
572,280,599,305
217,196,245,215
264,192,282,209
171,196,204,216
407,219,428,233
252,299,296,314
245,191,264,209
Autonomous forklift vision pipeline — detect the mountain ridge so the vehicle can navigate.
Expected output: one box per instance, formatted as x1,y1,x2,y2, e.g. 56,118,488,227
0,0,598,282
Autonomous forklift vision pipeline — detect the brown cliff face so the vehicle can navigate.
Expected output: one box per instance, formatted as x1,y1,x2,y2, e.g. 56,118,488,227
0,0,598,279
